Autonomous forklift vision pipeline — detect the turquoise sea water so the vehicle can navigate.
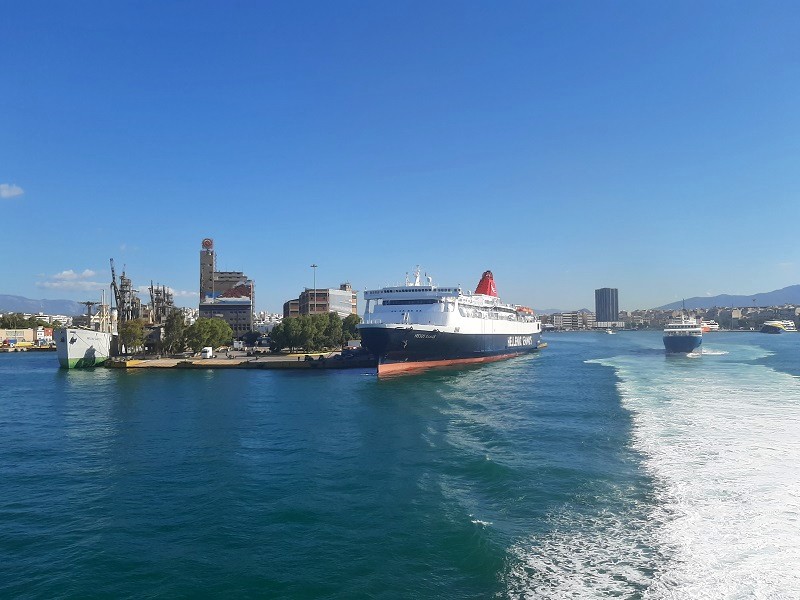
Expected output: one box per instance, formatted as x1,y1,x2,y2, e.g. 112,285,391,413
1,332,799,598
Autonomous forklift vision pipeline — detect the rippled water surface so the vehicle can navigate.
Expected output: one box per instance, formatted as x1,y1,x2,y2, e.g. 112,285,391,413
1,332,798,598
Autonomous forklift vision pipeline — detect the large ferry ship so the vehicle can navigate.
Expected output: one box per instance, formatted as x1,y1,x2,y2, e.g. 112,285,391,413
663,315,703,353
358,269,542,375
760,320,798,334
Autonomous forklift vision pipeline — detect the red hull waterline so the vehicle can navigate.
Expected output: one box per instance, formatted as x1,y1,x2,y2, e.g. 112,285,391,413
377,352,526,377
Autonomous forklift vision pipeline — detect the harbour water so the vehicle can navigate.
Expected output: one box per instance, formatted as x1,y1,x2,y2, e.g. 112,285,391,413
2,332,799,598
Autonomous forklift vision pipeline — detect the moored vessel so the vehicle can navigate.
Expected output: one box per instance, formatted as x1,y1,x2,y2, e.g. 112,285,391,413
760,320,798,334
358,269,542,375
700,319,720,332
663,315,703,353
56,328,113,368
55,295,115,368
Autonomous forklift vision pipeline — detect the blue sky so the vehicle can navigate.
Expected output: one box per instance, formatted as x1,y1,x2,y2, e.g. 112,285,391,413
2,1,799,312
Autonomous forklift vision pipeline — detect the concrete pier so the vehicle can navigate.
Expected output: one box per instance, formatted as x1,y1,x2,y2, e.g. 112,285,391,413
106,351,377,370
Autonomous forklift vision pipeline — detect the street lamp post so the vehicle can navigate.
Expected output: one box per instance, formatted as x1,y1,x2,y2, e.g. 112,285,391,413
310,264,318,314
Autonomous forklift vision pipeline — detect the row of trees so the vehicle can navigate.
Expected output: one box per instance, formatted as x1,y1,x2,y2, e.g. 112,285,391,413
118,311,361,355
118,315,233,355
268,313,361,352
0,313,60,329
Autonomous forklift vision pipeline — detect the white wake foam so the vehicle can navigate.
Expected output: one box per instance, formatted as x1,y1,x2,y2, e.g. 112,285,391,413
505,344,800,598
601,346,800,597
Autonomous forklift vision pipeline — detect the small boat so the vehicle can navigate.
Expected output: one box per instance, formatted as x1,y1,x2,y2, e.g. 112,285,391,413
605,328,616,334
760,320,798,334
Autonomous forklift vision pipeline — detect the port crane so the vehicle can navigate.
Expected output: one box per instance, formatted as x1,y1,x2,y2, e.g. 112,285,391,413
109,258,141,323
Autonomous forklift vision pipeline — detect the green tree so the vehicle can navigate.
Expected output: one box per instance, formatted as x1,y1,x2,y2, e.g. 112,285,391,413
242,330,261,346
323,312,343,348
163,310,186,354
268,320,286,352
268,314,352,352
184,318,233,353
298,316,315,351
0,313,27,328
119,319,146,354
342,314,361,340
284,317,302,351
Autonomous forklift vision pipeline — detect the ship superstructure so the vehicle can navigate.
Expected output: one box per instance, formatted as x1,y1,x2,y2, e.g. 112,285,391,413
358,269,542,375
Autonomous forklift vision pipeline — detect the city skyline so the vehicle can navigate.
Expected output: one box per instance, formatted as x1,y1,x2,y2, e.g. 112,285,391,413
2,3,799,312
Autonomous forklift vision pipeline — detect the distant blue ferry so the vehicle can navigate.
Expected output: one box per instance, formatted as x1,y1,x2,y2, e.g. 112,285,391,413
663,317,703,353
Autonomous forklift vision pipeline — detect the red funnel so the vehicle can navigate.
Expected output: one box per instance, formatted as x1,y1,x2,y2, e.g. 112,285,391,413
474,271,498,297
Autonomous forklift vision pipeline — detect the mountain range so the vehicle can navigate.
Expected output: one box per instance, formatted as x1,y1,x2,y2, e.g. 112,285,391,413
657,285,800,310
3,285,799,318
0,295,86,316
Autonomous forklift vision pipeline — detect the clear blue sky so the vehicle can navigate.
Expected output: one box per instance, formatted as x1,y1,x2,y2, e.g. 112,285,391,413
2,1,799,312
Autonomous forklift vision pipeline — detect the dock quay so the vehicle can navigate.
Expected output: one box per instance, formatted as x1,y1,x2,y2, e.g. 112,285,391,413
0,345,56,353
106,351,377,370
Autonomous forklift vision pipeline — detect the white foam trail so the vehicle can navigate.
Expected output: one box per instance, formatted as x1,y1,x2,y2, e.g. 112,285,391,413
504,505,666,598
699,348,728,356
601,345,800,597
505,344,800,598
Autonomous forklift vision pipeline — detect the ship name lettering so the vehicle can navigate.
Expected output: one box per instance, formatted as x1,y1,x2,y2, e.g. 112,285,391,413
414,333,436,339
507,335,532,347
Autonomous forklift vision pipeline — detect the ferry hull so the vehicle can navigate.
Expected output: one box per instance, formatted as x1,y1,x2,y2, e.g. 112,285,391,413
360,326,541,375
760,324,784,334
55,328,113,369
663,335,702,353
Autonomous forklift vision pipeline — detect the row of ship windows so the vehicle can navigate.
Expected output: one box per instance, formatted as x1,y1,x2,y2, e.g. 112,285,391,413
378,299,516,315
370,287,458,295
459,308,525,321
383,306,526,322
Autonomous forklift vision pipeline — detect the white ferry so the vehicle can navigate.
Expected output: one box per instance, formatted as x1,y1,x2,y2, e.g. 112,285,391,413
663,316,703,353
358,269,542,375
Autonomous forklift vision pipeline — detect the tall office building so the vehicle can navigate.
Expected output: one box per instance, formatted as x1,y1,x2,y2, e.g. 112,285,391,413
595,288,619,323
199,238,255,336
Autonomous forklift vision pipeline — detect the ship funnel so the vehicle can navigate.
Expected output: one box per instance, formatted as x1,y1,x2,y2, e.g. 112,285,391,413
474,270,498,297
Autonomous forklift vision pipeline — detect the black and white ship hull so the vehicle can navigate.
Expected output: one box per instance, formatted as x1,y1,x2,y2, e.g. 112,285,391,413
361,325,541,375
358,269,543,376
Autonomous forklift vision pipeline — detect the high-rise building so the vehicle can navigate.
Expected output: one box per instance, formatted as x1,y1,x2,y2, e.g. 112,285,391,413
198,238,255,336
595,288,619,323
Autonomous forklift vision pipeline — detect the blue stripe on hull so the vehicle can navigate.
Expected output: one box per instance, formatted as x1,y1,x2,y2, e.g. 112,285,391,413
663,335,702,353
360,327,541,364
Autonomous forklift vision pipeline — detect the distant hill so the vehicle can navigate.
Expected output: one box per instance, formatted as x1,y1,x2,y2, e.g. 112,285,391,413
0,294,85,316
658,285,800,310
